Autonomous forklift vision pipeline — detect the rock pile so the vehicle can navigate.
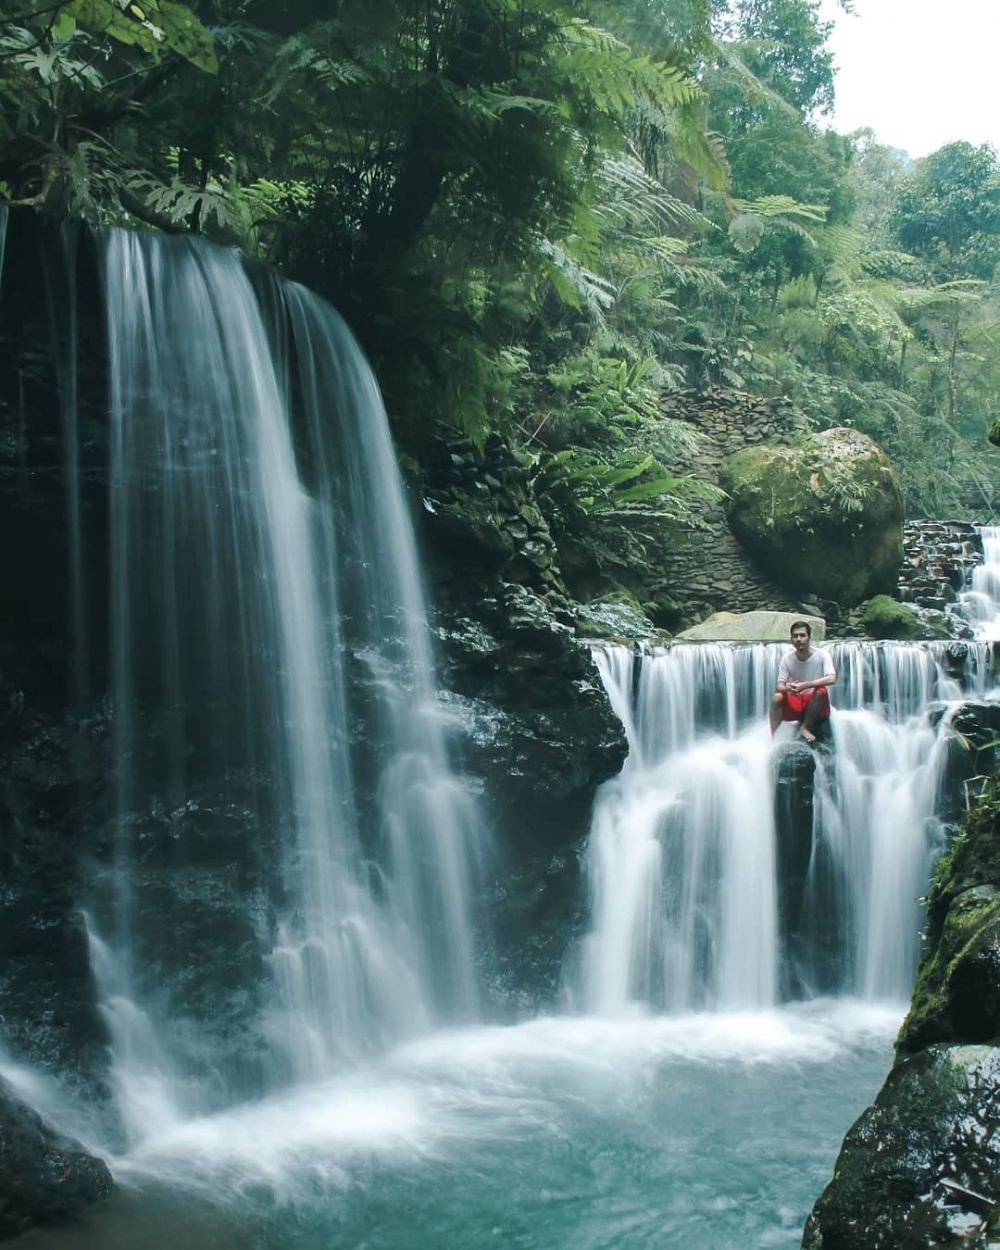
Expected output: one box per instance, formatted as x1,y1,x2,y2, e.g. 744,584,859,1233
898,520,983,612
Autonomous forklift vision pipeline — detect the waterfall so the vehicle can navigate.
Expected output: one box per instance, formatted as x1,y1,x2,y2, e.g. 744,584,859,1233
576,639,991,1014
958,525,1000,638
62,227,485,1135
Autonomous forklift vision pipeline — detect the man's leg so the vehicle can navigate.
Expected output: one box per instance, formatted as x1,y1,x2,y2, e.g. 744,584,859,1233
799,691,824,742
769,692,785,734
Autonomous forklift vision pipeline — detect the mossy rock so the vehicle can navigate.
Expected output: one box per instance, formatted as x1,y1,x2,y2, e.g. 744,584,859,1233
803,1045,1000,1250
898,775,1000,1053
720,428,904,606
574,594,656,641
805,778,1000,1249
860,594,922,640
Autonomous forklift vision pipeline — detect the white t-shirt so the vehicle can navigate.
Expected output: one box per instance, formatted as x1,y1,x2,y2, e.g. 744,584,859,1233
778,647,835,686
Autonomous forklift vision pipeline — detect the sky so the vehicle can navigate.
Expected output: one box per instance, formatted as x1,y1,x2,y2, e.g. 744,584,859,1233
816,0,1000,159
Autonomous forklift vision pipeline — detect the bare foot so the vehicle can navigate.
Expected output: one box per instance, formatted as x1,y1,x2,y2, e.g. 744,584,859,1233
799,725,816,744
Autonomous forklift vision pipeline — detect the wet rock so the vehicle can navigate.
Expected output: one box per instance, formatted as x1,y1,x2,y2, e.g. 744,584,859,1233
802,1045,1000,1250
432,581,627,1005
773,743,817,996
803,776,1000,1250
574,595,657,641
0,1081,113,1239
899,521,982,631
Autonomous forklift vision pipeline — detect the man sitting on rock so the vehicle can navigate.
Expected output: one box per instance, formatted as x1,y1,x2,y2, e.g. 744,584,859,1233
769,620,837,743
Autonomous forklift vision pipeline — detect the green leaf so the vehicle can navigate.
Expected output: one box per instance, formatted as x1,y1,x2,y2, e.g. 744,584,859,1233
67,0,216,71
52,10,77,39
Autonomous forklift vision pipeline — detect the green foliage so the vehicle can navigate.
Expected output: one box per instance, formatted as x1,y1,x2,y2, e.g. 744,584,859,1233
67,0,217,71
893,142,1000,280
1,0,998,546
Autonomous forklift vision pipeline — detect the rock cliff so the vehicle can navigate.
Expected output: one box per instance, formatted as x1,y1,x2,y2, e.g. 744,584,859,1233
803,775,1000,1249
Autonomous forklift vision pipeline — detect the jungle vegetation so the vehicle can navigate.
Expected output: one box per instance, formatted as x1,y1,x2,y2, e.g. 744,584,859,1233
1,0,998,541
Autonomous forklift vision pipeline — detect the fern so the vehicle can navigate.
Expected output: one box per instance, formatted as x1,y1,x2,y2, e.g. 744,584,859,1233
554,18,699,115
537,237,617,323
129,172,242,232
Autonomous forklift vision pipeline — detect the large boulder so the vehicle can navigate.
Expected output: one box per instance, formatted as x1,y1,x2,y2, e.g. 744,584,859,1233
0,1081,113,1239
802,1045,1000,1250
721,429,904,607
676,609,825,642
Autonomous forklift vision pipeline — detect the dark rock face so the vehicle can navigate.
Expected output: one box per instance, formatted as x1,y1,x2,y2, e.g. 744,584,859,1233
722,429,905,607
417,433,629,1004
0,1081,113,1239
803,776,1000,1250
773,742,816,998
444,606,613,1010
802,1046,1000,1250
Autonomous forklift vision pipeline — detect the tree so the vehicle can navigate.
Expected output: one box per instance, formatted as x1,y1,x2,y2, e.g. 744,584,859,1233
893,142,1000,281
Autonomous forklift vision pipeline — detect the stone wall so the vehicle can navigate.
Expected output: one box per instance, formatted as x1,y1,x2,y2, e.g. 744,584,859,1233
649,389,819,628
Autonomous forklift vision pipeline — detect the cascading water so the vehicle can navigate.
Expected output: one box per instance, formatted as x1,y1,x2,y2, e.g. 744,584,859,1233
958,524,1000,637
576,639,990,1016
80,228,485,1135
6,216,999,1249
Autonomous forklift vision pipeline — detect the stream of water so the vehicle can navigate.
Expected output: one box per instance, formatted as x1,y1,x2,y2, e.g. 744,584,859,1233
5,221,1000,1249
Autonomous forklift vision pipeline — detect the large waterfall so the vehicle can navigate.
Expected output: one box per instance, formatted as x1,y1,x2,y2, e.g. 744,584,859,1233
8,223,486,1145
575,640,990,1019
4,214,1000,1250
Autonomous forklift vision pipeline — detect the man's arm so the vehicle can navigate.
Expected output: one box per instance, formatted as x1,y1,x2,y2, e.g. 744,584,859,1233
800,655,837,691
776,657,790,693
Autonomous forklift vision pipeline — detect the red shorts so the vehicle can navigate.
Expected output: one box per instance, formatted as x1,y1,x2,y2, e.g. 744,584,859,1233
782,689,831,722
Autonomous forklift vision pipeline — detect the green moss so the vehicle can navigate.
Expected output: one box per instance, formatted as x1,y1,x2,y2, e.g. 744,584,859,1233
720,428,904,606
897,775,1000,1054
860,595,922,639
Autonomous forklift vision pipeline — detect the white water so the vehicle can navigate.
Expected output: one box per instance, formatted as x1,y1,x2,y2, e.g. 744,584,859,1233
958,525,1000,638
90,230,485,1138
576,640,991,1015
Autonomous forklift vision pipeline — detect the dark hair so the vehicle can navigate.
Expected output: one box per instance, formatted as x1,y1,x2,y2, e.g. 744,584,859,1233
790,620,812,637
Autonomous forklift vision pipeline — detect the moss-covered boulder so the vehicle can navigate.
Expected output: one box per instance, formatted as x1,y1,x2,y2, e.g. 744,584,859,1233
721,429,904,607
860,595,923,639
803,776,1000,1249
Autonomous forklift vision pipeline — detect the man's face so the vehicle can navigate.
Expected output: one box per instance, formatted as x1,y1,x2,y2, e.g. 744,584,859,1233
791,628,810,653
